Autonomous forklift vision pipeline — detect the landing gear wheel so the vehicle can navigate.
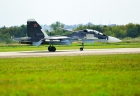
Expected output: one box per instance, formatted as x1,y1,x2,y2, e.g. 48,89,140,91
48,46,51,51
80,47,83,51
48,46,56,52
51,46,56,52
79,42,84,51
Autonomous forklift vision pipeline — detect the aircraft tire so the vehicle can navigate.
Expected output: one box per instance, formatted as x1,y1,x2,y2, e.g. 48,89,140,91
48,46,51,52
80,47,83,51
51,46,56,52
48,46,56,52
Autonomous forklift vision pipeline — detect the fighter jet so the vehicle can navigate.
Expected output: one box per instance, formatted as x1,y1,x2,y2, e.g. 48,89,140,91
14,19,121,52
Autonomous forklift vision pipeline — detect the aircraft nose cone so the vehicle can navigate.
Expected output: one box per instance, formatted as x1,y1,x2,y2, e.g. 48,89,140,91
108,36,122,42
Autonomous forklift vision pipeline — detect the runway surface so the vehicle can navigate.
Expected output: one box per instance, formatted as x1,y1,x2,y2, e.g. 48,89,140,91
0,48,140,58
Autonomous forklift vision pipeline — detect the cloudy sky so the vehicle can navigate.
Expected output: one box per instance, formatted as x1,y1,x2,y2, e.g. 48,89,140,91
0,0,140,27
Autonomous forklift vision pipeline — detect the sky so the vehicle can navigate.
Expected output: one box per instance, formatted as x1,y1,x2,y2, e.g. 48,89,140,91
0,0,140,27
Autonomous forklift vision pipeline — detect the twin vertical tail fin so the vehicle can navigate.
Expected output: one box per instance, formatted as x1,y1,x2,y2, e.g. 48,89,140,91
27,19,49,40
27,19,49,46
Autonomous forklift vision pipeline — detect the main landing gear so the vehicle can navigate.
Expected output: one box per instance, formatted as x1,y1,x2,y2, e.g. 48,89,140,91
80,43,84,51
48,41,56,52
48,45,56,52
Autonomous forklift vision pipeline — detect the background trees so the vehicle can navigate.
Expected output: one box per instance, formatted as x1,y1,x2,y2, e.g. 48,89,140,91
74,23,140,38
0,25,27,44
0,22,140,44
49,21,71,36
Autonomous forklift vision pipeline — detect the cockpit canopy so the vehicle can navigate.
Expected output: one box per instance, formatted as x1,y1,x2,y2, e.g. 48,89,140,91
84,29,104,36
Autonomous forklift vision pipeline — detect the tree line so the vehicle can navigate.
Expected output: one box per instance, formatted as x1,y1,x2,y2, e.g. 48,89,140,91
0,25,26,43
73,23,140,38
0,22,140,44
48,22,140,38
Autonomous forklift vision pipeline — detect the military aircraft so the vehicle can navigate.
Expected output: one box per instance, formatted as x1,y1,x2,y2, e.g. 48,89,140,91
14,19,121,52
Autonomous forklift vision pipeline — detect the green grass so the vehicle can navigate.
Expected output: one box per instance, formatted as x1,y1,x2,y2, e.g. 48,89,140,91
0,41,140,52
0,54,140,96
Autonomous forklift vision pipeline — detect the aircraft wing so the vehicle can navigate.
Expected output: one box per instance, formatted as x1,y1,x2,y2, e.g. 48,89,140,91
44,36,70,40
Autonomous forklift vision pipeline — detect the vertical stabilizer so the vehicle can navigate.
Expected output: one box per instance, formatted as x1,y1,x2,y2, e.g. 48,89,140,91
27,19,48,41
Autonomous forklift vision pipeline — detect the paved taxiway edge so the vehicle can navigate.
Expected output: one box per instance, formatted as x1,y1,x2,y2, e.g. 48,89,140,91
0,48,140,58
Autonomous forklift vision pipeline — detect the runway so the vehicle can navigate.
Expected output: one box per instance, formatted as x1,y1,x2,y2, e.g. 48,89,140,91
0,48,140,58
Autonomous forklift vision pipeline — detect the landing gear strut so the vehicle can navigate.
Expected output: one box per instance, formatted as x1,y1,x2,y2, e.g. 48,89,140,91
80,43,84,51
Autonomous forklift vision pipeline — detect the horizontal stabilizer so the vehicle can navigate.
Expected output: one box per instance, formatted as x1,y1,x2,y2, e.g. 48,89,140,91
32,39,43,46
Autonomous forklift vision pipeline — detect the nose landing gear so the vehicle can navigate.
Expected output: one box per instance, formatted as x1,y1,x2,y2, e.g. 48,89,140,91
80,43,84,51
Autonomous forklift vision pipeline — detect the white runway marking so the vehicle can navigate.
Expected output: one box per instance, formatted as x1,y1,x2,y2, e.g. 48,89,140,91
0,48,140,58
